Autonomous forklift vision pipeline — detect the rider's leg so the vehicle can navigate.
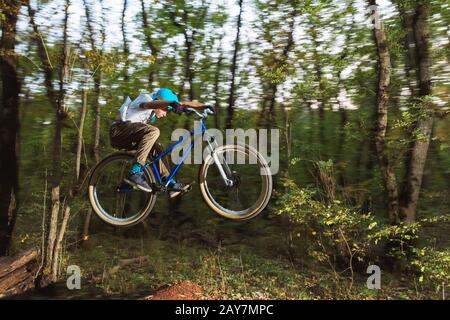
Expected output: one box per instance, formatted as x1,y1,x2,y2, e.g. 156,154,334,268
154,147,191,198
111,123,160,192
112,123,189,196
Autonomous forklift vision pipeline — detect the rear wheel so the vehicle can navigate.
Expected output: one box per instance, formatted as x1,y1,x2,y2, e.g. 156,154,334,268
88,153,157,227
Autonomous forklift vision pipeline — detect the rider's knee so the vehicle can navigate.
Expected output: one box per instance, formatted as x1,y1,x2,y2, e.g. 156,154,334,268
145,125,160,139
151,126,160,138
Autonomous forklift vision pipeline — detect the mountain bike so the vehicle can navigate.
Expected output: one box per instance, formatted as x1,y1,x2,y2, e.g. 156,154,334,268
87,107,273,227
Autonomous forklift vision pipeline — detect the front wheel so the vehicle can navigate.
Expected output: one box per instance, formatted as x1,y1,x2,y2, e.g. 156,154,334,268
199,144,273,220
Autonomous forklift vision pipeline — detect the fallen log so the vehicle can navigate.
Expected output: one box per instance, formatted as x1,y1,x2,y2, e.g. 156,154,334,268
108,256,148,275
0,248,39,298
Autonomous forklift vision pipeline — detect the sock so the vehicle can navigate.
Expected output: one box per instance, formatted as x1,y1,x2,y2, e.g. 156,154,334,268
129,162,143,175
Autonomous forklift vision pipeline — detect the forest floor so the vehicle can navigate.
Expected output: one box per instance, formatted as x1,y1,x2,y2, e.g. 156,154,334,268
9,183,448,300
59,226,443,300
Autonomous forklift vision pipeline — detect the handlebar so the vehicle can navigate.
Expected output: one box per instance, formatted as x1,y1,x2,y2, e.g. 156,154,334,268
184,105,215,119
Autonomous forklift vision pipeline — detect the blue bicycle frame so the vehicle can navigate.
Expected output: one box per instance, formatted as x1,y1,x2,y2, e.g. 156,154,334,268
144,121,208,187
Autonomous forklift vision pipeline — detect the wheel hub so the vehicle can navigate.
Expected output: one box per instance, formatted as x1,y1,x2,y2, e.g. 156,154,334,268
228,171,241,189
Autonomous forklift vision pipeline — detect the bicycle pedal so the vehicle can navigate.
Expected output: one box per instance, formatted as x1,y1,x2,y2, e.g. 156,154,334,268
183,182,195,193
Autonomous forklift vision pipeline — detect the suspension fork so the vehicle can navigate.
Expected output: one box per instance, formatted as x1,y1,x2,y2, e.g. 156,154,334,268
205,134,234,187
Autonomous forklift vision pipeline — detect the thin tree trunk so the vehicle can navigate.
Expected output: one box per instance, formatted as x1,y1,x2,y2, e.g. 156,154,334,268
28,0,70,281
47,0,70,281
399,2,434,223
335,2,356,185
51,204,70,281
140,0,158,85
397,4,419,96
92,80,101,164
282,107,292,178
28,2,59,273
213,45,224,129
83,0,103,164
369,0,400,224
121,0,129,82
226,0,243,128
184,31,195,101
83,84,101,242
0,0,22,256
83,0,96,51
311,25,325,149
263,6,296,130
75,89,88,181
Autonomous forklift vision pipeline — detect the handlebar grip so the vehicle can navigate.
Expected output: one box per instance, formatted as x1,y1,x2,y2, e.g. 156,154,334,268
184,107,194,115
205,105,215,114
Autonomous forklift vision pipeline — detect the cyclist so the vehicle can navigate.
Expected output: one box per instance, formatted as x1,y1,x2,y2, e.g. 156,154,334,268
110,88,204,198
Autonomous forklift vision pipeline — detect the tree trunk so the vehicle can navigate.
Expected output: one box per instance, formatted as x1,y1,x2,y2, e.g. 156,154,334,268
311,25,325,149
28,0,71,282
335,2,356,186
121,0,129,82
83,0,103,164
226,0,243,128
369,0,400,224
0,0,22,256
184,31,195,101
75,89,88,181
213,46,223,129
92,79,101,163
140,0,158,85
399,2,434,223
46,0,70,281
83,83,101,243
397,4,419,96
51,204,70,281
82,0,105,243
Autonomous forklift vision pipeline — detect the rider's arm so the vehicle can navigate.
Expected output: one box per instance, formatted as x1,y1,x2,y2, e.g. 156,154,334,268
140,100,205,110
139,100,173,110
180,100,204,108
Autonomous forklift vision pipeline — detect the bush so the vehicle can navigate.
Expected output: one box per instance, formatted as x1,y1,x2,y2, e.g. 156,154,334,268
411,247,450,293
276,181,449,297
276,181,379,270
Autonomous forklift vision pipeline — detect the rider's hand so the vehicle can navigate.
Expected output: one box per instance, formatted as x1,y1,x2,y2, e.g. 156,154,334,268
206,105,215,114
169,101,185,114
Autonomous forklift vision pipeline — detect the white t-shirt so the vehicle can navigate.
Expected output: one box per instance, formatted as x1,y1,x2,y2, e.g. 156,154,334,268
118,92,157,123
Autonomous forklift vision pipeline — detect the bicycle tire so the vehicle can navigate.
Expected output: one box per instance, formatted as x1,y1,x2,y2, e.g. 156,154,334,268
88,152,157,227
199,144,272,220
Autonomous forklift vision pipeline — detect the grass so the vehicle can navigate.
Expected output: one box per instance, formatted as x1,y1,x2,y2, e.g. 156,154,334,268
9,178,447,300
61,225,443,300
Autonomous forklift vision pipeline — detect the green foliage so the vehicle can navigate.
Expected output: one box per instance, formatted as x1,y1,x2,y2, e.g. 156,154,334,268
368,223,420,259
392,95,435,145
276,180,378,268
276,181,450,296
411,247,450,288
83,49,127,77
263,64,289,84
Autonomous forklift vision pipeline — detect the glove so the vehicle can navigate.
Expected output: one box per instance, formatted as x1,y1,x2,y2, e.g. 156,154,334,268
169,101,184,114
206,105,215,114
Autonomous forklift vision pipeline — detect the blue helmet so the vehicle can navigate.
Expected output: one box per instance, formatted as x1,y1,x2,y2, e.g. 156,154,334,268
152,88,179,103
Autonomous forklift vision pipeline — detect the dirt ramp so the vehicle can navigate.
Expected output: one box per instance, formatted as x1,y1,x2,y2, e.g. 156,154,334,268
142,281,205,300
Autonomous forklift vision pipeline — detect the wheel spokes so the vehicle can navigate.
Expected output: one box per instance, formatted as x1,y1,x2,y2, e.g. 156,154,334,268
204,147,267,215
